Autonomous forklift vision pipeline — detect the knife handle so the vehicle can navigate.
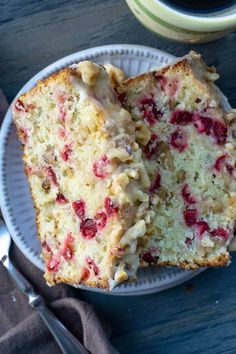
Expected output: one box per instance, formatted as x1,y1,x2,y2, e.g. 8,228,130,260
2,255,33,294
31,297,89,354
3,256,89,354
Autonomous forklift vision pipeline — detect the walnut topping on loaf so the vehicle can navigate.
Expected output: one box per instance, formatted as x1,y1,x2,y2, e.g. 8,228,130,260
103,63,126,86
12,61,151,289
116,51,236,269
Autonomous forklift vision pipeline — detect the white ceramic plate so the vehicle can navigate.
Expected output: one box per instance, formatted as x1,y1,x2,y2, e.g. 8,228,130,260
0,44,206,295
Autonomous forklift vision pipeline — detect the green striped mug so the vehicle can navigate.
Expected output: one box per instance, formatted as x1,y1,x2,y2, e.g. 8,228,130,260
126,0,236,43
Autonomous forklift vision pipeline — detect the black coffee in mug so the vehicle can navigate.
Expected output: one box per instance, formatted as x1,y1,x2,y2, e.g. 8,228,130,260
160,0,236,14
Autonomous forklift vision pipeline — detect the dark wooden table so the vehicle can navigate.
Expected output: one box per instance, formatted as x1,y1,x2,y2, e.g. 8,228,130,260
1,1,236,353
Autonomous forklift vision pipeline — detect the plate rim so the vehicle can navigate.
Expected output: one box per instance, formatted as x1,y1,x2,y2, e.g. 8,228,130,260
0,44,205,295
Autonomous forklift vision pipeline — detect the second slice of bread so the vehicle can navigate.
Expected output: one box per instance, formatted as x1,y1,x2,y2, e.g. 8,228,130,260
116,52,236,269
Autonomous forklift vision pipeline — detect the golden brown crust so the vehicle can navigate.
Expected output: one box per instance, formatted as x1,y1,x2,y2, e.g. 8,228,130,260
116,72,154,94
23,165,42,242
44,273,109,289
157,57,194,77
116,52,219,102
140,252,230,269
18,67,74,104
159,254,230,269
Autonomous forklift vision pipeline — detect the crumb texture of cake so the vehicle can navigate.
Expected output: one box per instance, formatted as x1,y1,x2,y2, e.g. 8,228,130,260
12,61,152,289
116,51,236,269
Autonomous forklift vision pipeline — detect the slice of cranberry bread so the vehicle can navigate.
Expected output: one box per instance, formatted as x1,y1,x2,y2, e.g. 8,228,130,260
116,52,236,269
12,61,152,289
